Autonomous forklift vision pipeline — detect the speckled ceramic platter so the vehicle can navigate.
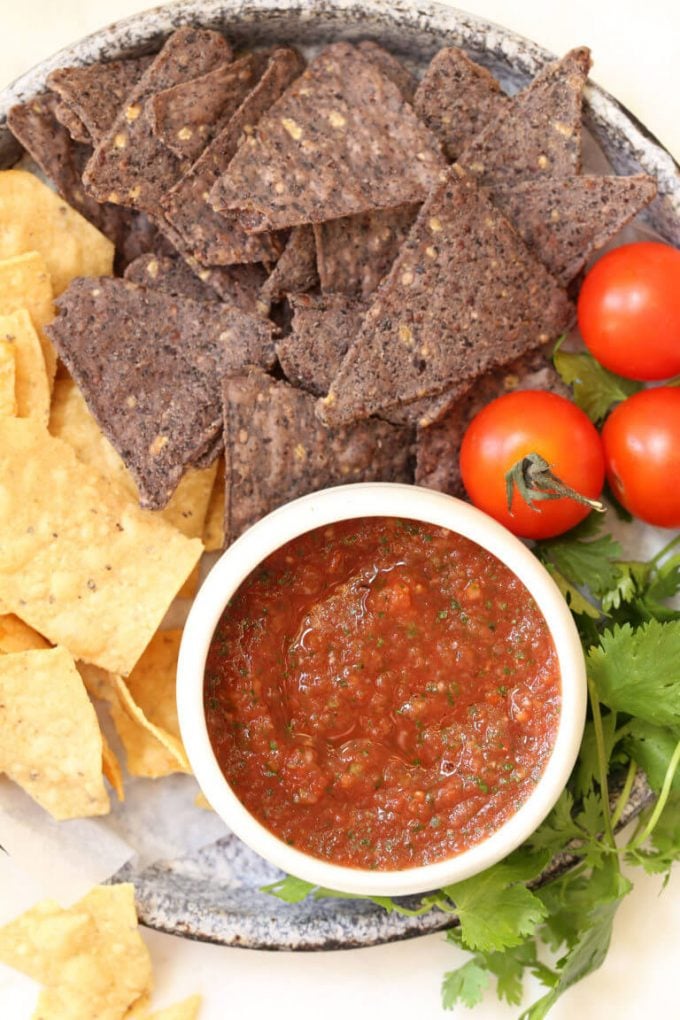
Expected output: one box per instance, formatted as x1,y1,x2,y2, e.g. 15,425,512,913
1,0,677,950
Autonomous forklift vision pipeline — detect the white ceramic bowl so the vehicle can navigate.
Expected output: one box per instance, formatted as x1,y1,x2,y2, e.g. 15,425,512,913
177,482,586,896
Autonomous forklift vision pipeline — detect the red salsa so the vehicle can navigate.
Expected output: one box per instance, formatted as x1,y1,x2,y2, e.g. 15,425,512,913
205,517,560,870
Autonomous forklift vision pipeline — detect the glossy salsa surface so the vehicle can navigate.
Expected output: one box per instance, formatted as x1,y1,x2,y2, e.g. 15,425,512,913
204,517,561,870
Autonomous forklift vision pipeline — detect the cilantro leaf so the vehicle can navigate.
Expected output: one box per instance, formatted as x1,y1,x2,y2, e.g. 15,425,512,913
441,851,549,952
553,347,642,423
526,791,583,855
485,942,554,1005
542,561,600,618
588,620,680,725
538,524,622,599
623,720,680,793
523,862,632,1019
641,554,680,621
628,792,680,877
573,714,618,798
441,960,489,1009
261,875,317,903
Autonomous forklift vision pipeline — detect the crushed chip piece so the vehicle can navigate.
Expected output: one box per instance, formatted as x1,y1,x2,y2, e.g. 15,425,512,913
0,418,202,675
0,884,152,1020
0,250,56,384
0,646,109,818
0,169,114,294
210,42,445,231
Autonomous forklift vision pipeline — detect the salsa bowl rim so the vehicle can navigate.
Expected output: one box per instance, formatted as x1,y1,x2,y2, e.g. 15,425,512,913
177,482,587,897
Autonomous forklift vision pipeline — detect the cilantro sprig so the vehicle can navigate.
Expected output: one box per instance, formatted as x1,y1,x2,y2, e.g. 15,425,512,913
264,518,680,1016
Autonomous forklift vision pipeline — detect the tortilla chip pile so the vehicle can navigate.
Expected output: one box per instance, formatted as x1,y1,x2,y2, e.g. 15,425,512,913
0,883,201,1020
0,26,660,978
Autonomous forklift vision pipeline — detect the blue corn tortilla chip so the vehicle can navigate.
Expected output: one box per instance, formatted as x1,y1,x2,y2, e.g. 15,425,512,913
47,56,153,145
149,52,267,162
222,368,414,541
276,292,365,395
414,47,508,162
210,42,445,232
83,27,232,214
317,166,574,427
458,47,591,185
162,47,304,268
46,277,275,509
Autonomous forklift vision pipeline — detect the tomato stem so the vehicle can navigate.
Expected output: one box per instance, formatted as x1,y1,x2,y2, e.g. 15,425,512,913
505,452,606,515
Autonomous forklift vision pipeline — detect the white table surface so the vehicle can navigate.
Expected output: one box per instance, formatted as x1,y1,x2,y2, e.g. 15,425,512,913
1,2,679,1017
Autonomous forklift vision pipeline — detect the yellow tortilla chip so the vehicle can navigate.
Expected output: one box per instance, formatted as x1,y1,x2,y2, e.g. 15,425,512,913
194,792,214,812
111,672,190,779
50,377,217,540
203,456,225,551
0,613,50,653
0,646,109,819
0,309,51,421
146,995,203,1020
80,661,189,778
0,418,202,675
177,562,201,600
0,250,56,383
0,883,152,1020
0,169,114,295
102,730,125,801
0,339,16,415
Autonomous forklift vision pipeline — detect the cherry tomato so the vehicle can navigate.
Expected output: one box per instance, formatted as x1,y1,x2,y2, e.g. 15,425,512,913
601,387,680,529
577,242,680,381
460,390,605,539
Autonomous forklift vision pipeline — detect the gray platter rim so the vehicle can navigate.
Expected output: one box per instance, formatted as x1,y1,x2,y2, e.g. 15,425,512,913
0,0,676,950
